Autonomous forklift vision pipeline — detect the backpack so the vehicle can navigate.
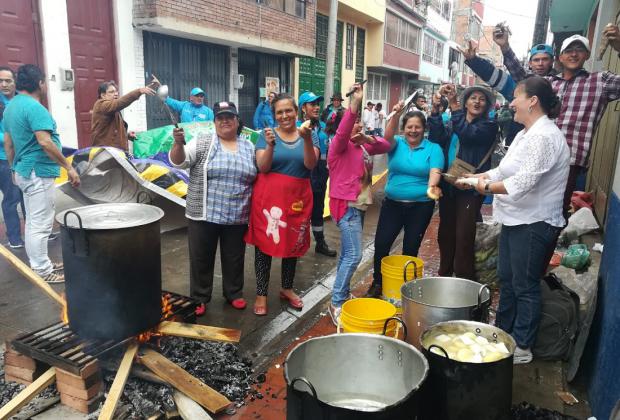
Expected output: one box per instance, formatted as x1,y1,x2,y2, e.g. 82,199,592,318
533,273,580,360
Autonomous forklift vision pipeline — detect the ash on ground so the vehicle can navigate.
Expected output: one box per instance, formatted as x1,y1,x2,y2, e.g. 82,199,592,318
95,337,255,419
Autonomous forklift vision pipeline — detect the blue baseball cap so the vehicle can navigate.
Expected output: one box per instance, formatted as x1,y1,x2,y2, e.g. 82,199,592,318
529,44,554,60
190,87,205,96
298,91,324,106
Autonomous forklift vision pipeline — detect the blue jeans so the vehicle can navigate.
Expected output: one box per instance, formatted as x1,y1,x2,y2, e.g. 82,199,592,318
332,207,364,307
0,159,24,244
497,222,561,348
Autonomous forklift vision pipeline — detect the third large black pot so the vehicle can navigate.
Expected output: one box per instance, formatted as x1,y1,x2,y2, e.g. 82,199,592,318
284,333,428,420
419,320,516,420
56,203,164,340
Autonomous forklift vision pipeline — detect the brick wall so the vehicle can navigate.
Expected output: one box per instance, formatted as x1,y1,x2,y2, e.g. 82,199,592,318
133,0,316,53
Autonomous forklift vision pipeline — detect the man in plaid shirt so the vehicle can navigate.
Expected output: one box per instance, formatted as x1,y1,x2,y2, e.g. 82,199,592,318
465,25,620,219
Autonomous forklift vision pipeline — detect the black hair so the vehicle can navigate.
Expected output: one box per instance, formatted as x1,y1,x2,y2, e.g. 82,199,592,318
401,110,427,131
376,103,383,111
417,95,427,101
15,64,45,93
517,76,561,118
271,93,297,116
97,80,118,99
0,66,15,79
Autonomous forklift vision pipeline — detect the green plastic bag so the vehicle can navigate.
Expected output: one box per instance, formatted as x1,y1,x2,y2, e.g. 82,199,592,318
132,121,260,158
561,244,591,270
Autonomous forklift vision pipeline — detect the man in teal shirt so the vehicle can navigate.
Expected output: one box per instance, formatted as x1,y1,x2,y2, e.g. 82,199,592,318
3,64,80,283
0,66,25,248
165,87,214,123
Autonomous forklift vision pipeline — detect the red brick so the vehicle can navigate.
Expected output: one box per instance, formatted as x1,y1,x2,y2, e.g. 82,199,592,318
4,351,37,370
57,380,103,400
60,392,104,414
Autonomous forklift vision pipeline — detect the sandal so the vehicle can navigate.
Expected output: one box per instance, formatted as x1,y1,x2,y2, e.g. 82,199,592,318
279,290,303,310
253,297,268,316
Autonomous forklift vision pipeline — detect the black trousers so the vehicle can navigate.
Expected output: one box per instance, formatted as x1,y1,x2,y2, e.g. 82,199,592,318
437,191,484,280
187,220,247,304
310,159,329,234
255,247,297,296
372,198,435,285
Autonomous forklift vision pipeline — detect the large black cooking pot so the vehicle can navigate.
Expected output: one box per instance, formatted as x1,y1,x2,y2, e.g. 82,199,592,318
284,333,428,420
419,320,516,420
56,203,164,340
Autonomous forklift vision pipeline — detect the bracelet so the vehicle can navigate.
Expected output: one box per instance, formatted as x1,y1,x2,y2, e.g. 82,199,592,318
484,180,492,193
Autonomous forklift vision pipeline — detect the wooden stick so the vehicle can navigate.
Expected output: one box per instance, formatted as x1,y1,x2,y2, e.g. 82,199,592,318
138,348,231,414
157,321,241,343
173,390,214,420
98,342,139,420
0,244,65,306
0,367,56,419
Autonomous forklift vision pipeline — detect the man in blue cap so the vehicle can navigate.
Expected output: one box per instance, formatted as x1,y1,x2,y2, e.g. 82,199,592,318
164,86,214,123
297,91,337,257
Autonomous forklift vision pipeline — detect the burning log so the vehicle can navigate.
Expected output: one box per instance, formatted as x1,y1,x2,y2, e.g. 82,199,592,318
137,348,231,414
98,342,139,420
0,367,56,419
0,244,65,306
157,321,241,343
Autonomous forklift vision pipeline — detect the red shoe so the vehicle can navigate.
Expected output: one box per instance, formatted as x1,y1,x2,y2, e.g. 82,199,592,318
279,291,303,310
231,298,247,310
195,303,206,316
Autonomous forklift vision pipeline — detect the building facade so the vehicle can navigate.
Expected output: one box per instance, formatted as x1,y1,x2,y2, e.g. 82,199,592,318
450,0,484,86
417,0,453,97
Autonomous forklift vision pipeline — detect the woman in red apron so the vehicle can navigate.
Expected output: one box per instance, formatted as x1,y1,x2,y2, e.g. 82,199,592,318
245,93,319,315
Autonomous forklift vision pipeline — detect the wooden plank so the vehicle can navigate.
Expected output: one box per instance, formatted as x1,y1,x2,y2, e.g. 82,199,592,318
157,321,241,343
98,342,139,420
173,390,214,420
0,367,56,419
0,244,65,306
138,348,231,414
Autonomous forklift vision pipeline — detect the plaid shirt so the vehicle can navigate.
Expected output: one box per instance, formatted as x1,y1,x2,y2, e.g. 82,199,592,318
503,47,620,167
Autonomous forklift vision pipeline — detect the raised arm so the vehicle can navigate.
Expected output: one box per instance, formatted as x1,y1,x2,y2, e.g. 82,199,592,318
96,88,151,114
384,100,405,150
330,83,364,155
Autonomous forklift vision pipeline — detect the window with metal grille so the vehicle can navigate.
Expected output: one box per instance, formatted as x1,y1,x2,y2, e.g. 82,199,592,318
422,34,444,66
385,11,420,54
441,0,451,20
260,0,306,19
346,23,354,69
367,72,389,104
355,27,365,82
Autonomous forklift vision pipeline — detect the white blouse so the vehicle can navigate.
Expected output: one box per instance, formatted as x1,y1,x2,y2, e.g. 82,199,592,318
486,115,570,227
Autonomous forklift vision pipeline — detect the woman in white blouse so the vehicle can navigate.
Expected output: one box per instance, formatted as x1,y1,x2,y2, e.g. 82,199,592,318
463,76,570,364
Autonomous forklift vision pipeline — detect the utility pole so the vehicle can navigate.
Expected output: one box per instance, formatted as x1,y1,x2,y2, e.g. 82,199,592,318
532,0,551,46
324,0,338,102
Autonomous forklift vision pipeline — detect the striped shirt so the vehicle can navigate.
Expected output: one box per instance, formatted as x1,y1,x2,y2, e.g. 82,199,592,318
503,47,620,167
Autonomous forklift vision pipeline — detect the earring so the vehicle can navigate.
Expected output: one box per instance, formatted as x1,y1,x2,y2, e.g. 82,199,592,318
528,106,532,113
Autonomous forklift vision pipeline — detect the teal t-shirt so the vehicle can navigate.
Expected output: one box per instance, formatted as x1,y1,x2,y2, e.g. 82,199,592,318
255,130,319,179
0,93,10,160
3,94,62,178
385,136,444,202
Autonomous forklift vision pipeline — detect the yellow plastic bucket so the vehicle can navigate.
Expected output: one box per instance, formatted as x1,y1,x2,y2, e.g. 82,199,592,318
338,298,401,337
381,255,424,313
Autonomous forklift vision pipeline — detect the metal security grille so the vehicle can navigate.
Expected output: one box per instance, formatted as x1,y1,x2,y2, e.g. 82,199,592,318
355,27,366,83
143,31,229,129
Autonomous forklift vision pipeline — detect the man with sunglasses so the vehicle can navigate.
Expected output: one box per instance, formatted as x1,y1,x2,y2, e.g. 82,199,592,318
463,26,620,219
164,87,214,123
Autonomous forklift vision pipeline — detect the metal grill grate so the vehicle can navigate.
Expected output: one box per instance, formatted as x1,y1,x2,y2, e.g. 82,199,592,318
11,291,198,375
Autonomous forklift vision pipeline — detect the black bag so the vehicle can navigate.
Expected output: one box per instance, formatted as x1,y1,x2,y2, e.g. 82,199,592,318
533,274,580,360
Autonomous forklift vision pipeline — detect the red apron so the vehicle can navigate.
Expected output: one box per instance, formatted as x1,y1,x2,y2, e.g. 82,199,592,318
244,172,313,258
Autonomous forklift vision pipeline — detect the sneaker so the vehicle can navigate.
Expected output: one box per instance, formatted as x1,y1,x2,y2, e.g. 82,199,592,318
48,232,60,241
328,303,342,327
52,262,64,272
8,240,25,249
513,346,533,364
43,271,65,284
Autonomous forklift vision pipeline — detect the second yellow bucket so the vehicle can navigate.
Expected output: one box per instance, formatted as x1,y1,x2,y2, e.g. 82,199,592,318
381,255,424,313
338,298,400,337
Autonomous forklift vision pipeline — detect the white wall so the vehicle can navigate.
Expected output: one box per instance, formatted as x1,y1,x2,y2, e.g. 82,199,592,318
419,31,450,84
38,0,79,148
113,0,147,133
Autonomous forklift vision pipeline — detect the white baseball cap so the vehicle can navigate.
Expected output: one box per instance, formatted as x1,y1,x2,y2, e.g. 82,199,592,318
560,35,590,54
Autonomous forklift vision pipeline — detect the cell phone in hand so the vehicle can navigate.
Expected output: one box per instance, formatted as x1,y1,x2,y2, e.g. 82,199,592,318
309,118,319,129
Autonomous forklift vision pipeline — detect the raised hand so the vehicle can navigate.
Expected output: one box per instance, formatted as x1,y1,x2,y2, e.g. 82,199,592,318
603,23,620,52
459,40,478,60
493,22,511,50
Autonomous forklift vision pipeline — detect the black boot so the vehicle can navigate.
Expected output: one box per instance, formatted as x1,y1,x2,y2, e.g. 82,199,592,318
314,231,337,257
364,283,382,298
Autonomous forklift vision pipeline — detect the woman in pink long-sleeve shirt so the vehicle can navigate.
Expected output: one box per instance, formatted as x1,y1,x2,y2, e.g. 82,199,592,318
326,83,391,325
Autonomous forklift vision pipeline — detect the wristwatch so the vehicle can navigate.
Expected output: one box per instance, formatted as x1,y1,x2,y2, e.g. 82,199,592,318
484,181,492,193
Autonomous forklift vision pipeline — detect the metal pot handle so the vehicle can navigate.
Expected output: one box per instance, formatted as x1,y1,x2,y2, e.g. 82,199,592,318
382,317,408,341
64,210,89,256
136,191,152,204
472,284,491,322
403,259,418,283
428,344,450,360
477,284,490,308
291,376,318,399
